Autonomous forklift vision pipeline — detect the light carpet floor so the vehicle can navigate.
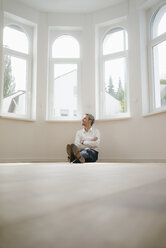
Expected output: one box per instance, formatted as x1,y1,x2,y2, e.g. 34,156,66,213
0,162,166,248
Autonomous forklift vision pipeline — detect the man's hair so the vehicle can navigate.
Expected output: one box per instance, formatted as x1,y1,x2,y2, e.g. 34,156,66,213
86,113,95,126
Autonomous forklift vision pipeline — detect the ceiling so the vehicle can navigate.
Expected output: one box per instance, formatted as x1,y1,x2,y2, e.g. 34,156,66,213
15,0,125,14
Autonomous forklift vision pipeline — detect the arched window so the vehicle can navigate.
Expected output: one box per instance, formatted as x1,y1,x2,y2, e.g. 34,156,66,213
48,34,80,120
2,20,34,119
101,28,128,118
103,28,128,55
150,4,166,109
52,35,80,58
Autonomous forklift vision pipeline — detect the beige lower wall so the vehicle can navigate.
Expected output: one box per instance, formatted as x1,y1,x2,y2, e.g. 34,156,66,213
0,113,166,163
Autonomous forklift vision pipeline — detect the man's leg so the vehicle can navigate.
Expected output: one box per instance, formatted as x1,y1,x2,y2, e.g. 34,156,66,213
72,147,98,163
66,144,75,162
81,148,98,162
71,144,85,163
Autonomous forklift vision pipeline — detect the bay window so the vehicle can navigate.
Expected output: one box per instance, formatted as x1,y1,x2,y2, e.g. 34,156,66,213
100,27,129,118
47,34,81,120
1,15,35,119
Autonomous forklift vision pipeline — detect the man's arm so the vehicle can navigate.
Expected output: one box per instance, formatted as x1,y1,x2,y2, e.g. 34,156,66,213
74,130,86,150
82,129,100,149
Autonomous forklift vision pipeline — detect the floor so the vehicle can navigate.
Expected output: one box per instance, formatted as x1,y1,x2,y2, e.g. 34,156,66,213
0,162,166,248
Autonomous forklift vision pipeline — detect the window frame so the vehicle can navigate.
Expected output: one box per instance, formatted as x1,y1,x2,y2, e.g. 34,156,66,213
148,3,166,112
0,13,35,120
99,25,130,120
47,30,82,121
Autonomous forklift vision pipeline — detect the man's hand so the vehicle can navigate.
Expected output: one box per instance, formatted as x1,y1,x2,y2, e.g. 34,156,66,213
80,137,98,144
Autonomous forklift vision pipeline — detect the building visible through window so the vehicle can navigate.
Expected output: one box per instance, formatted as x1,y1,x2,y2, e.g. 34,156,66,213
48,34,80,120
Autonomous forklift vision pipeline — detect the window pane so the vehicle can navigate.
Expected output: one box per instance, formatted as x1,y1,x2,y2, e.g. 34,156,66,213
158,12,166,37
52,35,80,58
52,64,77,118
3,25,28,54
104,57,127,115
152,5,166,38
103,29,127,55
2,55,27,115
153,40,166,108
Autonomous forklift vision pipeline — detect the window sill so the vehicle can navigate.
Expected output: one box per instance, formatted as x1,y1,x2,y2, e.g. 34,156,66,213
46,119,81,123
96,113,131,122
46,114,131,123
0,115,36,122
143,108,166,117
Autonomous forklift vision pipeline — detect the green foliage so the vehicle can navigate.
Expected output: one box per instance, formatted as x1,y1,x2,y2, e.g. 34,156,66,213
161,86,166,106
120,99,125,113
160,79,166,85
116,78,124,101
3,55,15,98
105,76,126,113
105,76,116,98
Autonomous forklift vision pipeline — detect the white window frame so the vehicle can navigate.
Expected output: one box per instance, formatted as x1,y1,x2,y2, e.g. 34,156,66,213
47,29,82,121
148,3,166,112
0,13,35,120
98,25,130,120
140,0,166,116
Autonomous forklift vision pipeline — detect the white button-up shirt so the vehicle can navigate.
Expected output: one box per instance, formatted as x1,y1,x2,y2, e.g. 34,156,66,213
74,126,100,151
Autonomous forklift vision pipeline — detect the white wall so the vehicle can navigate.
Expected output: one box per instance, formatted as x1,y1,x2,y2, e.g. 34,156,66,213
0,0,166,162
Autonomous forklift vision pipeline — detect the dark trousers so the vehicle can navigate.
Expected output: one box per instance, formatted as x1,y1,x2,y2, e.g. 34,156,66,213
73,148,98,163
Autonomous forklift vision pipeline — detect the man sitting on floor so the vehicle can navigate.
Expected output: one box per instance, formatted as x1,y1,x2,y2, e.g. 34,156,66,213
66,113,100,163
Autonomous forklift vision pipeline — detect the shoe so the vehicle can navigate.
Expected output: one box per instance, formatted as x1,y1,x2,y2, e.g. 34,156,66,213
66,144,72,162
71,144,85,163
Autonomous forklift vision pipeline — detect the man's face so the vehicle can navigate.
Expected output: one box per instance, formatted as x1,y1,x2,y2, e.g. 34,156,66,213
82,115,89,126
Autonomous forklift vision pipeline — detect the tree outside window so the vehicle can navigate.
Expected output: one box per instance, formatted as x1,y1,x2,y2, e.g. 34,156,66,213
2,23,31,117
3,55,16,98
102,28,128,117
